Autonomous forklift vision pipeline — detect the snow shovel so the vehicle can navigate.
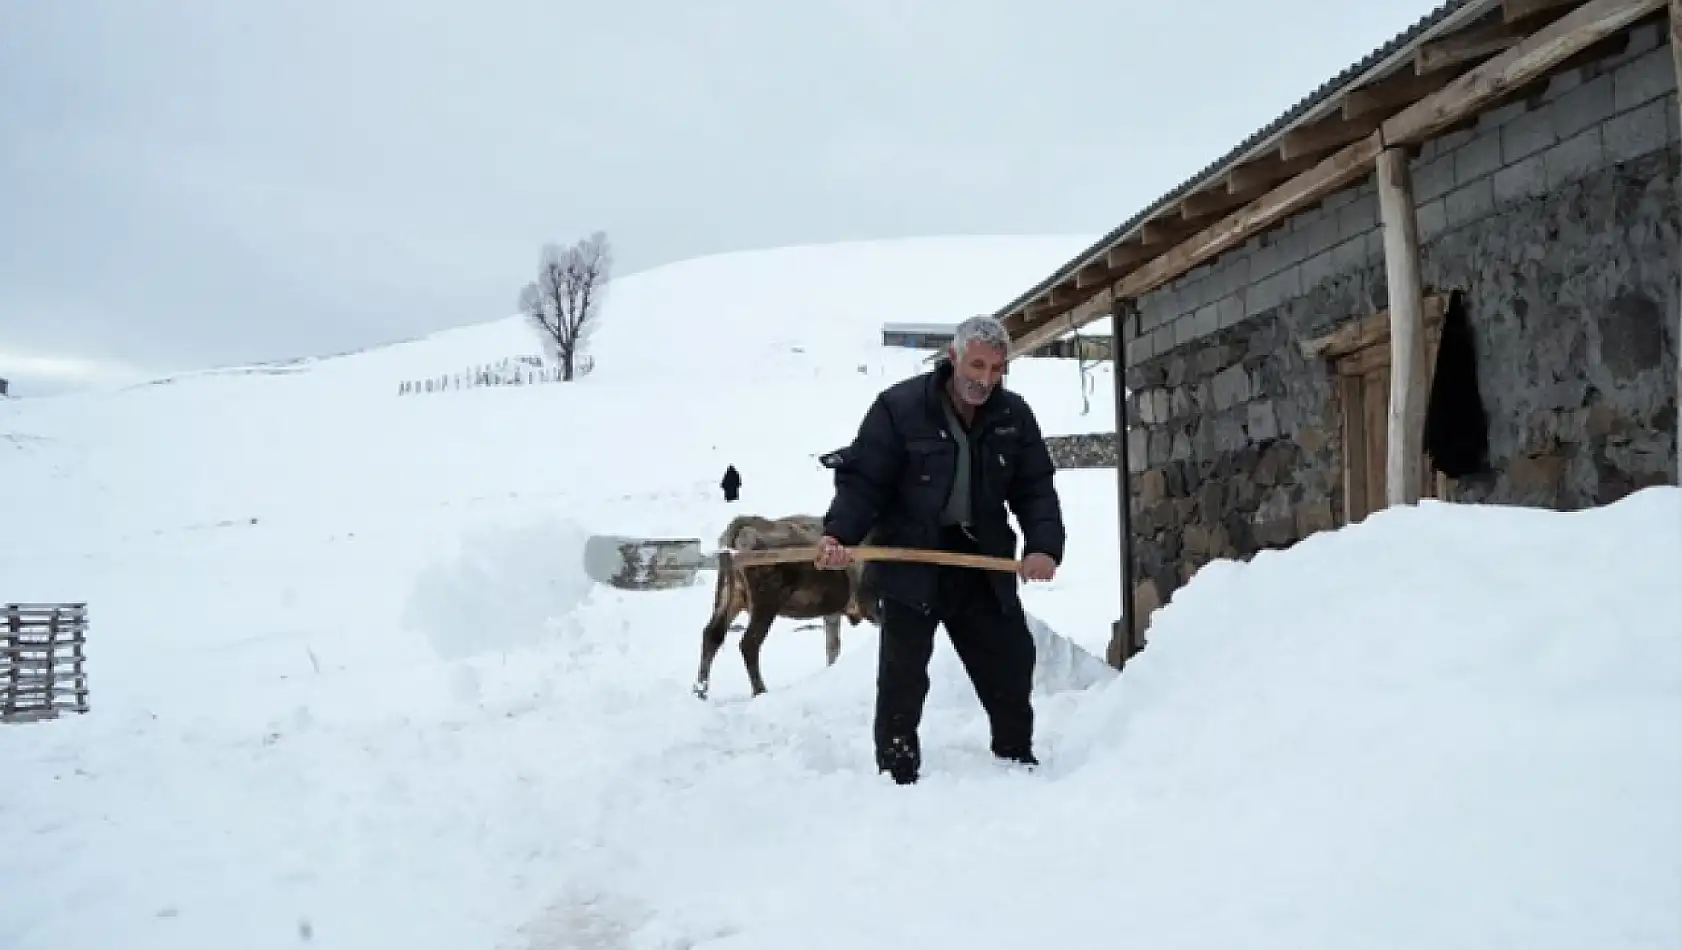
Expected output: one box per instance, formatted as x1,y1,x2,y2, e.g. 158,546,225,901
581,533,1019,590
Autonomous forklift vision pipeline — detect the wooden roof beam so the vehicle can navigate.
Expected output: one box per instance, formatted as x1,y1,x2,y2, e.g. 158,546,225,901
1341,64,1466,119
1415,19,1528,72
1279,112,1384,161
1504,0,1579,22
1227,152,1321,192
1181,180,1270,218
1074,262,1113,290
1140,215,1202,246
1105,242,1155,270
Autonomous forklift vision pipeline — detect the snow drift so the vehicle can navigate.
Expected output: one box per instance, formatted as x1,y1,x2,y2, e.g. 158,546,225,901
1,237,1677,950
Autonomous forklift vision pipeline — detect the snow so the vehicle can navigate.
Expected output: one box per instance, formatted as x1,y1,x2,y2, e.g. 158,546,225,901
2,235,1679,950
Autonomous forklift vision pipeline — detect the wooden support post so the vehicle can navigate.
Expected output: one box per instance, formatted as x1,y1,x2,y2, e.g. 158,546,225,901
1672,0,1682,485
1375,148,1430,506
1106,297,1145,670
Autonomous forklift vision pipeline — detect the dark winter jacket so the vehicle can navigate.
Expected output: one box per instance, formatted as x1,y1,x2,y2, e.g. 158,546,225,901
820,359,1065,614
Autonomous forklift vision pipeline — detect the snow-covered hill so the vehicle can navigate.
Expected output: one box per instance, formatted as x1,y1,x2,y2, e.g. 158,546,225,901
1,236,1677,950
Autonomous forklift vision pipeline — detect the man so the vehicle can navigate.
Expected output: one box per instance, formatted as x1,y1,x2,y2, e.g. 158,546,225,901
815,314,1065,785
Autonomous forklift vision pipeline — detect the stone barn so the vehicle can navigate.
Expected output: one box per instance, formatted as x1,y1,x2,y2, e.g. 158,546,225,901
989,0,1681,667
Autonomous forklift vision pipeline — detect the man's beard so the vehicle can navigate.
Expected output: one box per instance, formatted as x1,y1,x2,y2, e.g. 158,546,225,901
953,374,993,405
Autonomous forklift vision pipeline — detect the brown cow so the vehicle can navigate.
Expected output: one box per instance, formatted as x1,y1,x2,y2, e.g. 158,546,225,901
693,513,880,699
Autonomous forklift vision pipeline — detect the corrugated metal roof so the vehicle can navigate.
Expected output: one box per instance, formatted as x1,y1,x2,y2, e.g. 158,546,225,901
992,0,1489,324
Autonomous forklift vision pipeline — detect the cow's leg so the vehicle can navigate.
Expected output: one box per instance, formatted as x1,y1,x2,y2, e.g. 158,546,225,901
823,614,842,666
739,607,778,697
695,591,738,700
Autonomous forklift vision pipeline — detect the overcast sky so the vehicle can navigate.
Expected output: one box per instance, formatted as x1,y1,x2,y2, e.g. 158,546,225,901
1,0,1434,395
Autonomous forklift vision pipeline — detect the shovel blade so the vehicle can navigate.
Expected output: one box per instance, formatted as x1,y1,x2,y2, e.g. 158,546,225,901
581,534,716,590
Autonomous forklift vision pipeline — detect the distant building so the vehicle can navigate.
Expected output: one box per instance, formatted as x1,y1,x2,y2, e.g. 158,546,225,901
881,322,957,350
0,377,9,397
881,321,1110,360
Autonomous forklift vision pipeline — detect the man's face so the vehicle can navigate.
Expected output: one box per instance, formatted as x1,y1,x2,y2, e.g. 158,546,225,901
949,338,1007,406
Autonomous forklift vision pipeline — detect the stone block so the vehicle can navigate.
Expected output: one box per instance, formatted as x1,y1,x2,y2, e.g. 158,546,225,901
1445,177,1495,229
1552,74,1614,141
1500,106,1557,163
1245,265,1304,318
1600,288,1667,379
1212,364,1252,409
1508,453,1567,500
1603,98,1670,164
1412,155,1454,204
1295,500,1335,537
1127,429,1149,472
1297,425,1331,454
1612,47,1674,113
1478,99,1528,130
1149,325,1176,358
1217,293,1246,329
1166,355,1188,387
1300,211,1341,257
1544,127,1605,190
1126,331,1154,366
1337,192,1378,241
1453,130,1503,184
1138,467,1167,505
1365,227,1385,261
1216,257,1251,297
1213,413,1249,453
1173,313,1201,348
1331,233,1370,274
1190,302,1220,341
1301,249,1335,292
1544,67,1584,102
1170,386,1194,420
1247,399,1280,442
1152,387,1172,425
1493,152,1547,205
1148,429,1173,468
1171,431,1193,462
1417,199,1447,241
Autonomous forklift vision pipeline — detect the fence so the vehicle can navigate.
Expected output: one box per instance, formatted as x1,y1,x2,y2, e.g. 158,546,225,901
396,354,593,396
2,603,89,723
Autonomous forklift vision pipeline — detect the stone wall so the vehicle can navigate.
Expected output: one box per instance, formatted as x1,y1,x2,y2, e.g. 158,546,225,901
1117,25,1681,618
1045,433,1118,469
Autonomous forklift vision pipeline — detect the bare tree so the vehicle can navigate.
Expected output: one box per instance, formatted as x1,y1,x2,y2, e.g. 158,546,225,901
518,231,612,381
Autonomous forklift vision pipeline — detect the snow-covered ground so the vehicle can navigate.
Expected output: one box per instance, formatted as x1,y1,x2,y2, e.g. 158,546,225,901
2,235,1678,950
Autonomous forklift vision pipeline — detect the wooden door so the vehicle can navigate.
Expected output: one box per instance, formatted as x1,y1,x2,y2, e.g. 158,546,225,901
1336,320,1445,525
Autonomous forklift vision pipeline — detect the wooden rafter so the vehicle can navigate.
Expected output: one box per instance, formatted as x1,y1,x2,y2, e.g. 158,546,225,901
1341,65,1465,118
1416,18,1530,72
1504,0,1579,21
1106,242,1154,269
1140,216,1202,245
1279,112,1385,161
1181,181,1268,218
1227,152,1322,193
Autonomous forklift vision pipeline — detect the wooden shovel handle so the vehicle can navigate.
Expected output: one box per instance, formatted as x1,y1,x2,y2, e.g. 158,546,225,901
728,545,1020,573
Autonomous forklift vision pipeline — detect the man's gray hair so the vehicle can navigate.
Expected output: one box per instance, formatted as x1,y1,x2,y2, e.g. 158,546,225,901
950,314,1012,358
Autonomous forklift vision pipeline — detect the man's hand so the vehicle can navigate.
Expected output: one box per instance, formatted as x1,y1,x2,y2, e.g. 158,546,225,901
814,535,853,570
1019,552,1057,582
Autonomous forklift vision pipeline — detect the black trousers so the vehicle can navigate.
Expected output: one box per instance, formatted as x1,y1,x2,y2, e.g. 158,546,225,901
873,527,1036,779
